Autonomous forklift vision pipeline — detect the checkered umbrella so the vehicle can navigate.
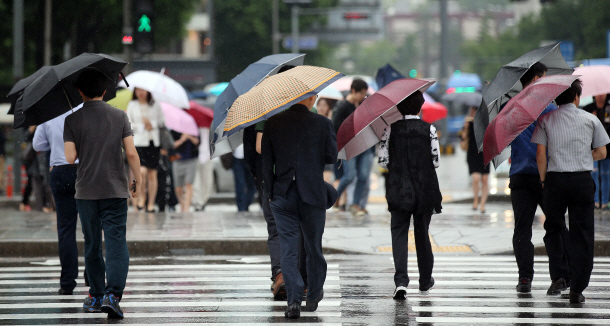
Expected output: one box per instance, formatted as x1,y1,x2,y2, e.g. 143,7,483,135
222,65,344,137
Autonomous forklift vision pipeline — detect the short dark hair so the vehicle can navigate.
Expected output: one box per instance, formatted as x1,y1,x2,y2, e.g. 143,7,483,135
396,91,425,116
76,69,109,98
555,79,582,106
520,62,547,88
278,65,296,73
350,79,368,93
132,87,153,104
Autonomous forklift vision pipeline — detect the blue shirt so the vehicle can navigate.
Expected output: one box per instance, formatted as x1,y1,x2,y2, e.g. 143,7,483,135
33,104,82,167
508,103,557,176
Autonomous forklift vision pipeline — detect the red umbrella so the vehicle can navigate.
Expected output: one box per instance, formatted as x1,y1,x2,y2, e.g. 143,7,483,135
187,100,214,128
421,101,447,124
483,74,580,166
337,78,436,160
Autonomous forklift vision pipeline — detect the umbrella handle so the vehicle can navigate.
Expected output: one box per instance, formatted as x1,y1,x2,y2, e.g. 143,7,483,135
120,72,130,87
62,84,76,108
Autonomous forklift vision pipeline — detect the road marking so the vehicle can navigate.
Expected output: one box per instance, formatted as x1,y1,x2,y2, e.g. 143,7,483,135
0,264,340,272
0,292,343,301
0,269,340,278
0,312,342,320
0,300,342,309
411,306,610,314
415,317,610,324
0,275,340,285
0,284,342,293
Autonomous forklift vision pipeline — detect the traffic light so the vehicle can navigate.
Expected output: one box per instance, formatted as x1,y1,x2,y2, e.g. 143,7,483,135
409,69,417,78
134,0,154,54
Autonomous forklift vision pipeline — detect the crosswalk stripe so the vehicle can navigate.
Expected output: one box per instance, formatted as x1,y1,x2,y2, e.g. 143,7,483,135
0,293,343,300
411,306,610,314
0,284,342,293
406,296,610,304
415,317,610,324
0,275,340,285
0,300,342,309
0,264,341,272
0,312,342,320
5,324,342,326
0,270,340,278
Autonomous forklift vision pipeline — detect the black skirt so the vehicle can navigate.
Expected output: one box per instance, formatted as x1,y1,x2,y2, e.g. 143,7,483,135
136,141,160,169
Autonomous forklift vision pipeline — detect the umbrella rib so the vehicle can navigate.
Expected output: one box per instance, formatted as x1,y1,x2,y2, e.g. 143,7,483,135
380,116,389,127
120,72,129,87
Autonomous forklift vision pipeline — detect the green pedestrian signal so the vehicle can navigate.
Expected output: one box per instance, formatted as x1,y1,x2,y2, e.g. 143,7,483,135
409,69,417,78
138,15,152,32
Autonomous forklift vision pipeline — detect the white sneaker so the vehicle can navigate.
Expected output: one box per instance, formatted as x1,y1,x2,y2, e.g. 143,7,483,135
392,285,408,300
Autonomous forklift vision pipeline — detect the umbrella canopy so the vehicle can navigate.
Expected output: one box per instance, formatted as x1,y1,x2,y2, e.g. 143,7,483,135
13,53,126,128
331,76,376,96
106,88,133,111
441,92,483,108
317,85,344,100
375,64,406,89
473,42,573,151
187,100,214,128
421,101,448,123
118,70,189,109
337,78,436,161
210,53,306,150
223,65,344,137
160,102,199,137
208,82,229,96
574,65,610,97
483,75,580,166
7,66,53,114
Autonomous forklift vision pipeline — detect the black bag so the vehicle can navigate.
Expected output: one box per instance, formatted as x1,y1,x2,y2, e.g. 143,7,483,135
159,127,175,151
21,142,37,166
220,152,233,170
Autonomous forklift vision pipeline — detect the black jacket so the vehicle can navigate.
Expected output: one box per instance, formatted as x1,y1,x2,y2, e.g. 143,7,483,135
262,104,338,209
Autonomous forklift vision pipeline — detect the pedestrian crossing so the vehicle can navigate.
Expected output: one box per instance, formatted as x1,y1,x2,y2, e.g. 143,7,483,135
1,255,610,325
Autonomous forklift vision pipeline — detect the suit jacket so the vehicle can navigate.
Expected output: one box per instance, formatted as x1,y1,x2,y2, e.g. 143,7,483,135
262,104,338,209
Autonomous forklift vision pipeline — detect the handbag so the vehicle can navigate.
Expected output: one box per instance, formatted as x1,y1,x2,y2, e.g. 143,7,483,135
220,152,234,170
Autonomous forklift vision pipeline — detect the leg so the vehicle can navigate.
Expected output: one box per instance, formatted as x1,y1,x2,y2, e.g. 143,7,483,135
50,167,79,291
299,201,327,302
390,209,412,286
593,161,600,207
244,167,257,211
183,184,193,213
76,199,105,297
232,158,247,211
542,174,570,282
353,149,374,208
510,175,538,280
335,159,357,198
413,210,434,286
298,229,308,290
480,173,489,212
156,163,168,212
201,160,214,206
600,158,610,206
174,186,184,209
567,174,595,294
258,183,281,280
270,187,304,305
146,169,158,211
471,173,481,209
99,199,129,297
32,175,44,211
138,167,148,208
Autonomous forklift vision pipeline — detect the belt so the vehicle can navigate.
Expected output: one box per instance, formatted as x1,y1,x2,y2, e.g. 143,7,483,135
53,164,78,168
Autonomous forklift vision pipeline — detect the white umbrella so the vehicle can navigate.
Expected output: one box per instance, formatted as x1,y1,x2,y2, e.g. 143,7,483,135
119,70,189,108
317,85,344,100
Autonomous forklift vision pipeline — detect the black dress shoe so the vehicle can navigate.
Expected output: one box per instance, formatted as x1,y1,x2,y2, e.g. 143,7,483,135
58,288,73,295
516,277,532,293
303,289,324,312
569,291,585,304
285,302,301,319
547,278,568,295
419,277,435,294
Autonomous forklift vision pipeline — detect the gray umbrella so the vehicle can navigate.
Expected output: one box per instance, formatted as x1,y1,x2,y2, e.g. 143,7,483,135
473,43,573,158
441,92,482,108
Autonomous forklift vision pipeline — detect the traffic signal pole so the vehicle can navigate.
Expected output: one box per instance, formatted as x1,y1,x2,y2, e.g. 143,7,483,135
291,5,299,53
123,0,133,73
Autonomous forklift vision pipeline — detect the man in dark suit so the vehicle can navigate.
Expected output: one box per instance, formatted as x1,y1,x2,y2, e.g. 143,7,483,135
262,95,338,319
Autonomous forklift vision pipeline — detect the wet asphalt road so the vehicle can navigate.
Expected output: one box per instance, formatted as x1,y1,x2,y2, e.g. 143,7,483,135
1,254,610,325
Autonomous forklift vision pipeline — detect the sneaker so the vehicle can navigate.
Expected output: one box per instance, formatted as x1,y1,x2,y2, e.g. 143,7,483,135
273,271,286,300
83,294,102,313
392,284,408,300
569,291,585,304
101,293,124,319
349,204,361,215
547,278,568,295
516,277,532,293
356,209,368,216
419,278,435,294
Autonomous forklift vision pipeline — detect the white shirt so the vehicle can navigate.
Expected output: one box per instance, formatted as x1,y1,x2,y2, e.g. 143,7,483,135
198,127,211,164
126,100,165,147
378,115,440,169
33,104,82,166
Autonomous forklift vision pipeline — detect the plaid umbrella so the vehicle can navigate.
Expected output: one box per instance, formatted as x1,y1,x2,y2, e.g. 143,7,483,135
222,65,344,137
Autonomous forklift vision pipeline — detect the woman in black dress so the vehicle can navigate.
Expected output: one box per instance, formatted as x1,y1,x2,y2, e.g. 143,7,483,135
462,107,489,213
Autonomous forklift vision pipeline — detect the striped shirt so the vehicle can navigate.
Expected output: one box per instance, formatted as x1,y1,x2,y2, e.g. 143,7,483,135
531,103,610,172
378,115,439,169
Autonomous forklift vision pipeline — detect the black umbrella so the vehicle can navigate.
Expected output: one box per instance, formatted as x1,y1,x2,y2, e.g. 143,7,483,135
6,66,53,114
13,53,127,128
473,43,573,153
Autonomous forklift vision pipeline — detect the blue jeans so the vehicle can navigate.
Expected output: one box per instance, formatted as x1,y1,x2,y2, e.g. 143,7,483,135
76,198,129,297
336,147,375,207
233,158,256,212
592,158,610,205
49,166,79,291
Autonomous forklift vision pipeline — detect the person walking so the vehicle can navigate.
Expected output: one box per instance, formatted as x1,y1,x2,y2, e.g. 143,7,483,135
64,69,142,318
462,107,489,213
377,91,441,300
232,144,256,212
33,103,85,295
532,79,609,304
126,88,164,212
262,95,337,319
170,130,199,213
331,79,371,215
583,94,610,210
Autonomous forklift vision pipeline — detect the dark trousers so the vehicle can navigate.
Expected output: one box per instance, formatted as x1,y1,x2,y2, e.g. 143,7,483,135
390,208,433,287
510,174,545,280
544,172,594,293
76,198,129,297
233,158,256,212
270,184,326,304
256,182,281,280
49,166,79,291
156,156,178,211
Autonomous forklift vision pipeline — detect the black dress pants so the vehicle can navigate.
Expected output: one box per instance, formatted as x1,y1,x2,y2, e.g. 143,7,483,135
543,172,594,293
510,174,544,280
390,208,433,287
255,181,281,281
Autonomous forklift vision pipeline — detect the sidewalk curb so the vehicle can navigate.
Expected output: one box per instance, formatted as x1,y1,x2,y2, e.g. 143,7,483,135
489,240,610,257
0,239,351,257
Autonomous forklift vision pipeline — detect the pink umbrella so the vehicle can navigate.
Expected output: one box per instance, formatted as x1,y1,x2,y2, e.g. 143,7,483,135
574,65,610,97
330,77,376,95
160,102,199,136
483,75,580,165
337,78,436,160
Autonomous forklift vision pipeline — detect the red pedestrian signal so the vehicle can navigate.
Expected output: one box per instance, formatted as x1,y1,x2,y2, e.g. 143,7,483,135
122,35,133,44
344,12,369,20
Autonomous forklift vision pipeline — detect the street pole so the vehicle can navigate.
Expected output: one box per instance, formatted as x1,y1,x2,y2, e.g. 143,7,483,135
291,5,299,53
272,0,280,54
439,0,448,92
123,0,133,74
44,0,52,66
207,0,215,59
13,0,23,80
